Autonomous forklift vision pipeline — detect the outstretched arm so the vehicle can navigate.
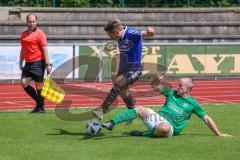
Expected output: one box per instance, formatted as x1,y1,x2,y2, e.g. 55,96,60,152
142,26,155,38
151,74,165,92
203,115,232,137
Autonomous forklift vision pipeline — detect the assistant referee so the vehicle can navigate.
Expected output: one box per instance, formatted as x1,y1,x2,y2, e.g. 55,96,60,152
19,13,52,113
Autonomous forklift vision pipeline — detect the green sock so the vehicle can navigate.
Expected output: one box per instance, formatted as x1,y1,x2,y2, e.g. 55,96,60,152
142,128,156,137
112,108,137,125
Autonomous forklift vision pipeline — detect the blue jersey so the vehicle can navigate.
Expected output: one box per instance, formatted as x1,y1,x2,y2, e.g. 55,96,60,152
118,26,143,73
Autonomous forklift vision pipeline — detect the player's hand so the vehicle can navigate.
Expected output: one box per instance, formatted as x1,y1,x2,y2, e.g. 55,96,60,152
46,65,52,75
151,77,160,90
130,130,143,136
151,74,164,90
146,26,155,35
156,73,164,81
219,133,233,137
143,26,155,38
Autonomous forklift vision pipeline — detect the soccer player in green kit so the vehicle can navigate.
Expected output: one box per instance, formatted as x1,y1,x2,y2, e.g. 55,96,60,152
102,75,232,137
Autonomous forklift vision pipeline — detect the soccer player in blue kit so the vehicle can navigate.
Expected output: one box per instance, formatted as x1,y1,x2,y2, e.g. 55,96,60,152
93,18,155,119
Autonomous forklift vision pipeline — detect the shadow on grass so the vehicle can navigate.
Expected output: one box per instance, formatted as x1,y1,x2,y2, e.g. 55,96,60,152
176,133,215,137
46,129,215,141
79,132,132,141
46,128,132,140
46,129,86,136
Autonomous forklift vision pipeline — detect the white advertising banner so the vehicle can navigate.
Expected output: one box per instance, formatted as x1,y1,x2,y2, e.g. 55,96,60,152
0,45,21,79
0,44,74,80
48,45,74,79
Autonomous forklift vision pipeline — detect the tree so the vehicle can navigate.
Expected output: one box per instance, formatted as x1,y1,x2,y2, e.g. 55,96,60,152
60,0,89,7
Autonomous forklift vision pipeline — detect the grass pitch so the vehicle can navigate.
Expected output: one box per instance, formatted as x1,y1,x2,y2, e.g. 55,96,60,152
0,104,239,160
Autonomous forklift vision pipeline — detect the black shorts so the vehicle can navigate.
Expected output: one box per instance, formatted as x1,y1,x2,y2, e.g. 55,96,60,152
117,69,142,88
124,70,142,85
21,60,45,82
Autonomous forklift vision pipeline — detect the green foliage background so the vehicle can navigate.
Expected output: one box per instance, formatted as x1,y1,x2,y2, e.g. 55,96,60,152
1,0,240,7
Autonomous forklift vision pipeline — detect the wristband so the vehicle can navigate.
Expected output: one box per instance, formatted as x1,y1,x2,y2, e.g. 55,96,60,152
46,63,52,68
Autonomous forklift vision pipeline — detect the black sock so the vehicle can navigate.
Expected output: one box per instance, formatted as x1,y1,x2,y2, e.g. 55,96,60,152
24,86,37,102
101,84,121,113
122,94,135,109
37,90,44,109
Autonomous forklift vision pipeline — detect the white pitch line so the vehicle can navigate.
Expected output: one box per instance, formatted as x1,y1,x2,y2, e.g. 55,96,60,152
1,101,33,107
2,88,240,96
194,96,235,104
0,92,24,95
1,83,240,95
1,100,239,111
0,97,32,99
0,105,104,111
0,100,36,103
193,94,240,98
4,102,16,104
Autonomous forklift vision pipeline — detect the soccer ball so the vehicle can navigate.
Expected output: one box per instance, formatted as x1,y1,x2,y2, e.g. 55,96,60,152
86,119,102,136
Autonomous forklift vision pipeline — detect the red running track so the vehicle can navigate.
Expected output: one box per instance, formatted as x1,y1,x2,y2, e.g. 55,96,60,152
0,79,240,111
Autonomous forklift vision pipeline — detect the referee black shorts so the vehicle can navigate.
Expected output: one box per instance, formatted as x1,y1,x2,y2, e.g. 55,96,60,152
21,60,45,83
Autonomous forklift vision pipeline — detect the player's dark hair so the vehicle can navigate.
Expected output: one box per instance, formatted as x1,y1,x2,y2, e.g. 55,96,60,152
26,13,37,21
104,19,122,33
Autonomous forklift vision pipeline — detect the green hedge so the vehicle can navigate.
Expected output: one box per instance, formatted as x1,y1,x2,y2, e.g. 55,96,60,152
0,0,52,7
1,0,240,7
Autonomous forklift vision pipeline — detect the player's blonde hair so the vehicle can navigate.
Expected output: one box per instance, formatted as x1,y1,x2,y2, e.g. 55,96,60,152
104,18,123,33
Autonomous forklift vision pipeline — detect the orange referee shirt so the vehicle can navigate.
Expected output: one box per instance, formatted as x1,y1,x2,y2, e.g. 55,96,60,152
21,28,47,63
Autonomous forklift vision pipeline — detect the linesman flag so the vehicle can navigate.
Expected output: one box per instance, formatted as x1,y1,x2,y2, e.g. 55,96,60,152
41,76,65,104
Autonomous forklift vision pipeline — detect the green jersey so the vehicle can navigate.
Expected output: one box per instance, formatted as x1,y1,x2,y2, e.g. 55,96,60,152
158,86,206,135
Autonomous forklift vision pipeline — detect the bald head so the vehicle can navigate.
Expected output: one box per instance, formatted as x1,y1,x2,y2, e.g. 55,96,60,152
26,13,37,31
179,78,194,89
177,78,194,97
26,14,37,21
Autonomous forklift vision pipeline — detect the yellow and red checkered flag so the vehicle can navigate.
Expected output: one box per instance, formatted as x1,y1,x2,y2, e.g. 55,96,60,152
41,76,65,104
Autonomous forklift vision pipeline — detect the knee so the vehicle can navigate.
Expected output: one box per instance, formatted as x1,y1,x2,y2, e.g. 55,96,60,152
35,82,43,90
21,79,29,88
115,75,126,86
119,89,128,98
135,106,145,114
155,123,171,137
135,106,149,119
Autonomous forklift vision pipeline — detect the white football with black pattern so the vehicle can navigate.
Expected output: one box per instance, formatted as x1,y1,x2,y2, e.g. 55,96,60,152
86,119,102,136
